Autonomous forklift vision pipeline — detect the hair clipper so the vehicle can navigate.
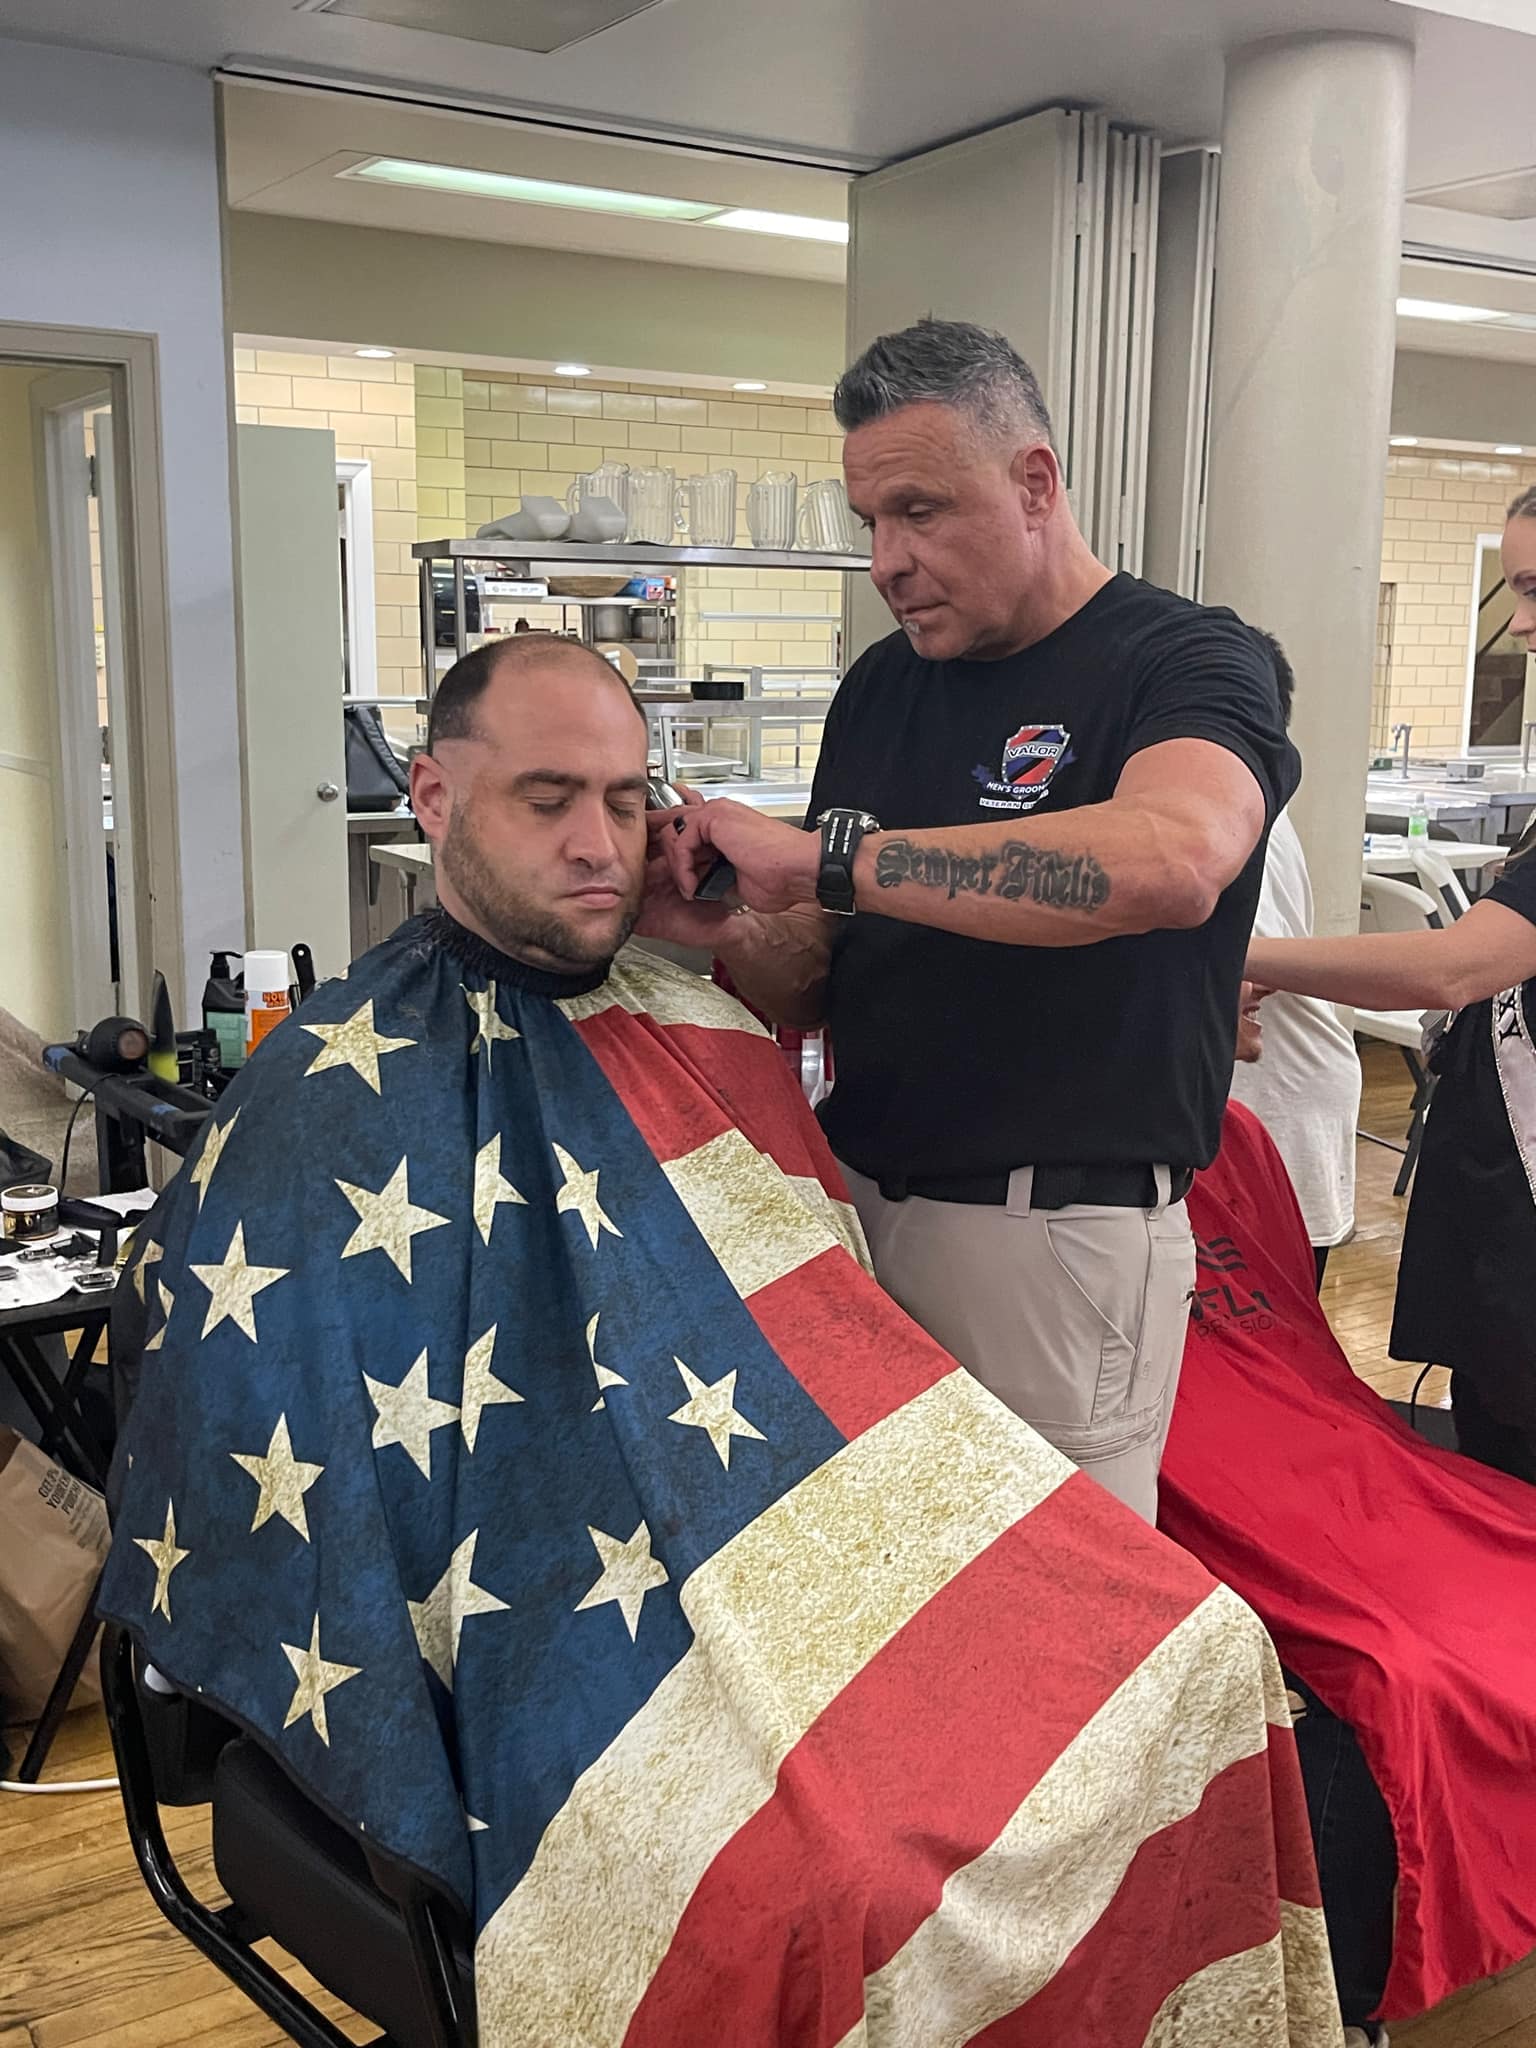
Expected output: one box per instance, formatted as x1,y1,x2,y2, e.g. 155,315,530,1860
646,779,737,902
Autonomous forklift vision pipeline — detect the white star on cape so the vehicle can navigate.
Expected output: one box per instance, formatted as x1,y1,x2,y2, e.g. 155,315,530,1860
133,1500,191,1622
143,1279,174,1354
337,1158,449,1283
189,1222,289,1342
407,1531,510,1689
552,1144,621,1251
133,1237,163,1303
575,1520,669,1642
231,1414,325,1541
281,1615,361,1746
587,1312,627,1413
473,1134,526,1246
365,1350,461,1479
189,1108,240,1210
460,1325,523,1452
667,1359,767,1470
464,983,519,1062
302,999,415,1094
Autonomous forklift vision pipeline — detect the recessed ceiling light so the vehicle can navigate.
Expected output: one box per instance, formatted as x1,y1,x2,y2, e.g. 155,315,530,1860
1396,297,1505,324
733,380,768,392
355,346,394,359
707,208,849,244
338,159,848,246
1389,436,1420,447
344,158,719,221
554,363,591,378
1496,443,1524,455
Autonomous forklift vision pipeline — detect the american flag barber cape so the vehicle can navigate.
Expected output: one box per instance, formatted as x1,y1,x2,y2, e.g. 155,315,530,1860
101,912,1342,2047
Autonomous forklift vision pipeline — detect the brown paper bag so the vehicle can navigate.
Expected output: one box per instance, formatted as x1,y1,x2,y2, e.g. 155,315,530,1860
0,1427,108,1723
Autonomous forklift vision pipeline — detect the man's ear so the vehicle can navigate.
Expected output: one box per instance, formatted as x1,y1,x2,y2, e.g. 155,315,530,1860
1009,441,1061,526
409,750,452,844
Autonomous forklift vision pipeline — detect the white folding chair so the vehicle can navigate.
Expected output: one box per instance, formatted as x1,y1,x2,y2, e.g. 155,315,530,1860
1351,872,1448,1196
1411,845,1471,924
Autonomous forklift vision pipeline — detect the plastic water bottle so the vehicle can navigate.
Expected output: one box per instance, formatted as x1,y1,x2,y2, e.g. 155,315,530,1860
1408,793,1430,843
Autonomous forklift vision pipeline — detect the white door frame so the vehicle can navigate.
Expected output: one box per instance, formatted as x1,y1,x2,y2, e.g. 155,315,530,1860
336,457,378,702
35,377,113,1026
1463,530,1507,753
95,409,141,1014
2,322,183,1010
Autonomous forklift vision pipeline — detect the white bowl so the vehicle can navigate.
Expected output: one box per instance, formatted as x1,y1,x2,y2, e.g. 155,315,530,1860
476,501,571,541
567,495,627,544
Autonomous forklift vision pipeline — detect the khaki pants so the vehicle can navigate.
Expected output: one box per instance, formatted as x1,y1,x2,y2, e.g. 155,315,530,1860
840,1163,1196,1524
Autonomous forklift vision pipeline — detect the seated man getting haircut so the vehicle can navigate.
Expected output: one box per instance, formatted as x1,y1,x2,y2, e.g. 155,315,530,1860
101,638,1339,2047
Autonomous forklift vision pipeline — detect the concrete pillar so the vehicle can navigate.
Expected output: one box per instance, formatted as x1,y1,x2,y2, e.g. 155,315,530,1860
1202,35,1412,935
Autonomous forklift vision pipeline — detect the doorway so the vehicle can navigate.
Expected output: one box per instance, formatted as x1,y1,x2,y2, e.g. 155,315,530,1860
1465,533,1528,751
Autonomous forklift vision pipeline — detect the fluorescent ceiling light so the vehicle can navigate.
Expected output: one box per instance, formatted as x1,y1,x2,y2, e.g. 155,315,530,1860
344,158,719,222
1390,436,1420,446
339,159,848,245
733,380,768,392
1496,443,1525,455
355,346,394,358
554,363,591,377
707,208,849,244
1396,296,1505,323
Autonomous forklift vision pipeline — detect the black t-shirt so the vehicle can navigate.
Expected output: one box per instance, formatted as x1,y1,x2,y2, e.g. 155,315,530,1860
808,574,1300,1179
1391,841,1536,1385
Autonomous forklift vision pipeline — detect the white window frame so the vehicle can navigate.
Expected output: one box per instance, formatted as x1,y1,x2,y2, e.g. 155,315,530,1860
336,458,378,703
1463,530,1508,754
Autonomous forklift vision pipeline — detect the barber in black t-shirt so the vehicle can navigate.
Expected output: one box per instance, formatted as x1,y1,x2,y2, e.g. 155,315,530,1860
644,318,1299,1523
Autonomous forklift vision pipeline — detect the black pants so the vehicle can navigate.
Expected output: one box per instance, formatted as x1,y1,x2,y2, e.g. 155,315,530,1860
1314,1245,1331,1292
1285,1671,1397,2029
1451,1371,1536,1485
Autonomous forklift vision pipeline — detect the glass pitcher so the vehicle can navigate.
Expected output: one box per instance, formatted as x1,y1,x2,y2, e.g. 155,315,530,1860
797,477,853,554
746,470,799,551
626,465,678,544
566,462,630,520
677,468,738,547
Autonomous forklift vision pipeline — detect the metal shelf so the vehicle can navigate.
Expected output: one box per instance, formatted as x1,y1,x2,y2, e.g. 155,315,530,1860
417,537,860,699
482,593,674,609
414,538,870,572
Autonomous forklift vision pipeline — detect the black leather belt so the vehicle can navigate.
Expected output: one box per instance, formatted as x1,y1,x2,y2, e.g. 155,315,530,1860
875,1163,1194,1210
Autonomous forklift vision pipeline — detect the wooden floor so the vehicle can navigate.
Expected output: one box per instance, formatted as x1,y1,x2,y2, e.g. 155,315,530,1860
0,1045,1527,2044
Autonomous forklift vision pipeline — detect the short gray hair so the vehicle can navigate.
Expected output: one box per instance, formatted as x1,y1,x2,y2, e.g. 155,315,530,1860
1510,483,1536,522
833,318,1056,452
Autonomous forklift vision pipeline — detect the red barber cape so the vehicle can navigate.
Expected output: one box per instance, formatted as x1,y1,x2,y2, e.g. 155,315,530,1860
1161,1102,1536,2018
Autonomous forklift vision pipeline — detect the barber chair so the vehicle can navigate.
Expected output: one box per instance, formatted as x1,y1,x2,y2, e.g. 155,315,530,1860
102,1623,477,2047
101,1235,479,2048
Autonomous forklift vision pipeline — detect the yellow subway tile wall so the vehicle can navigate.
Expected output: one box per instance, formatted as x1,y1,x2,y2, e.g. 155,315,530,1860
452,370,849,777
233,350,422,709
1378,451,1536,754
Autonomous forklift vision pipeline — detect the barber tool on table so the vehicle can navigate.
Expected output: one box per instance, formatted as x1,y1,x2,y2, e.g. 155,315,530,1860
647,778,737,901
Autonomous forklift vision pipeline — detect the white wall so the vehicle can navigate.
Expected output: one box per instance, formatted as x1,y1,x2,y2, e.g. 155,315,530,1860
227,213,848,389
0,367,69,1039
0,39,243,1010
1391,349,1536,447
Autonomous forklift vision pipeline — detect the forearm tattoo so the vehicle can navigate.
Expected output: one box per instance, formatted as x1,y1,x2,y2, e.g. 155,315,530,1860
873,837,1111,912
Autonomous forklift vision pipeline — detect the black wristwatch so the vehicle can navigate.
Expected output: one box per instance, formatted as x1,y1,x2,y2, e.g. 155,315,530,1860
815,808,880,915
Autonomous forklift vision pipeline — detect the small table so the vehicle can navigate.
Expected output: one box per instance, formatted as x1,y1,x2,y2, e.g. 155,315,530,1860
0,1289,115,1781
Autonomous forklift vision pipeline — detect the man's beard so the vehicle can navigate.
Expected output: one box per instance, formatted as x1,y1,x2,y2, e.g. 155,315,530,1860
438,805,640,971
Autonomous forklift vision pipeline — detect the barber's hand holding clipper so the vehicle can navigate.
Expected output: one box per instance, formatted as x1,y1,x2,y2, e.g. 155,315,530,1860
659,799,823,914
638,781,754,947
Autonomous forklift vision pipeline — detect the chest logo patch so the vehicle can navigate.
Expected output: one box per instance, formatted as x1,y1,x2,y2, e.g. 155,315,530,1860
972,724,1073,813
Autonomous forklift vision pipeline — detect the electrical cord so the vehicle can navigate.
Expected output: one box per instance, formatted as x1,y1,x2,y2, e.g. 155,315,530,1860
1,1774,119,1795
57,1082,98,1197
1408,1360,1438,1436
